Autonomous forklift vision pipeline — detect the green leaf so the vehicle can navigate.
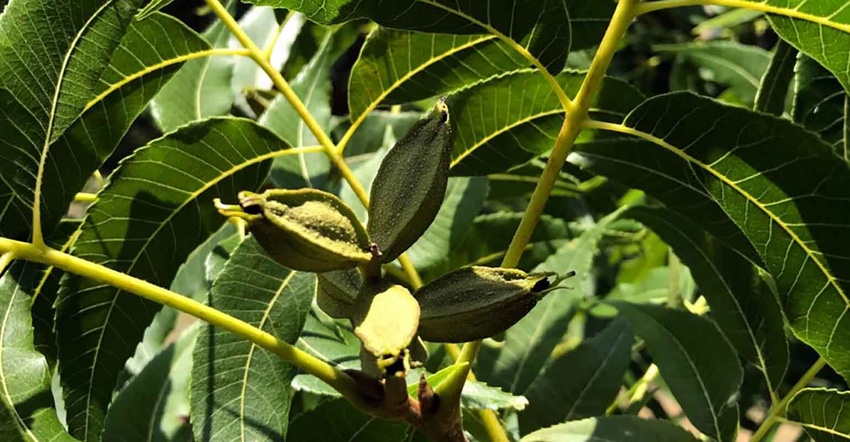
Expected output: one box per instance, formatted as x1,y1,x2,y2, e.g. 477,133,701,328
56,118,287,440
103,326,198,442
437,212,572,275
787,388,850,441
121,224,236,382
291,312,362,396
191,236,315,442
262,24,359,189
461,380,528,412
447,70,644,175
0,262,76,442
336,111,422,157
654,42,771,107
475,206,628,395
230,6,290,112
693,9,762,34
793,55,848,155
625,206,789,393
247,0,615,75
287,398,408,441
347,28,526,121
136,0,174,20
0,0,141,240
3,10,208,242
754,40,797,115
405,177,489,272
31,220,83,367
762,0,850,93
573,92,850,382
611,302,742,442
521,416,701,442
149,4,236,133
520,318,634,433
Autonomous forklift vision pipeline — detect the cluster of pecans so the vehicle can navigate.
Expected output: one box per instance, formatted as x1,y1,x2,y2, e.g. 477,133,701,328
215,99,571,380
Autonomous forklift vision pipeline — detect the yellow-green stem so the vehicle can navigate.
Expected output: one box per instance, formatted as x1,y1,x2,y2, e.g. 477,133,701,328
0,237,368,407
750,358,826,442
74,192,98,203
456,0,637,369
636,0,850,34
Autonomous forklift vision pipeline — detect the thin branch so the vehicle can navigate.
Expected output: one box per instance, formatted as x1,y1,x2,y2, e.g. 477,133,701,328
750,358,827,442
0,237,370,408
456,0,639,368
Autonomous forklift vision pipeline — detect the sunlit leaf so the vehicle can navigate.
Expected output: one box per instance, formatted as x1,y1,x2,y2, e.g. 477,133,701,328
573,92,850,382
0,0,140,240
447,70,643,175
521,416,701,442
759,0,850,92
520,318,633,433
611,302,741,442
0,262,76,442
56,118,288,440
347,28,526,121
787,388,850,441
261,24,359,188
149,3,237,133
191,236,314,442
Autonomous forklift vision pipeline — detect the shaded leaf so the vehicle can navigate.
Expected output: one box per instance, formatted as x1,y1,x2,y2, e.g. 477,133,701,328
521,416,701,442
191,236,315,442
787,388,850,441
754,40,797,115
655,42,771,106
611,302,741,441
475,206,628,395
121,224,236,382
447,70,643,175
794,54,848,154
287,398,408,441
247,0,615,74
56,118,287,440
103,326,198,442
520,318,633,433
626,206,789,392
573,92,850,382
405,177,490,273
437,212,573,275
0,262,76,442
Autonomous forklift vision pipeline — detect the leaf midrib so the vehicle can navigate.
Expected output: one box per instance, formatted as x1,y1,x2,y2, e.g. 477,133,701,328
600,121,849,307
239,270,296,441
0,277,41,441
75,131,305,432
351,33,498,122
641,211,782,390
